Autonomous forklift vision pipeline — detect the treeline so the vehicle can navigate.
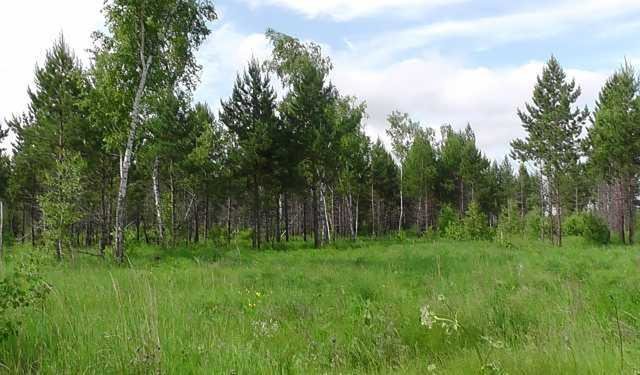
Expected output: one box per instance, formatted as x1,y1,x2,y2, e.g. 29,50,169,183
0,1,638,261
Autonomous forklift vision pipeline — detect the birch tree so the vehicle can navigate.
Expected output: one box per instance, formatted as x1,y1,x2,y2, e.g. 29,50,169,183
386,111,420,232
96,0,216,261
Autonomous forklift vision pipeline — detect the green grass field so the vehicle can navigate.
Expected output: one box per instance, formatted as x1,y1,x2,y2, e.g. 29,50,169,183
0,238,639,374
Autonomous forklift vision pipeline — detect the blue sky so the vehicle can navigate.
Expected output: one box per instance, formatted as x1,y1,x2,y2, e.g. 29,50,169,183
2,0,640,159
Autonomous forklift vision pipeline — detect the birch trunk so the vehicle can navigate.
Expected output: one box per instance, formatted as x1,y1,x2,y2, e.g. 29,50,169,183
399,166,403,232
320,184,331,243
347,192,355,239
371,183,375,237
170,161,176,247
628,176,636,245
0,200,3,260
425,192,429,233
152,156,164,244
312,187,320,248
114,55,152,262
354,198,359,240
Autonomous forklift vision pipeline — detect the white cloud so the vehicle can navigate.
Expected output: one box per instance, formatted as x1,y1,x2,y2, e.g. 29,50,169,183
242,0,464,21
332,53,607,160
0,0,104,149
357,0,640,62
194,27,610,160
194,23,272,113
0,1,617,162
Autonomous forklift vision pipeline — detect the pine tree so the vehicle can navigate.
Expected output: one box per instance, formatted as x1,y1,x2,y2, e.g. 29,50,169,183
511,56,589,246
220,59,279,249
587,63,640,244
267,29,341,248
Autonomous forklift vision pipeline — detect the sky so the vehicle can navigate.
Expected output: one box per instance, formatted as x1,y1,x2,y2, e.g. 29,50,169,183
2,0,640,160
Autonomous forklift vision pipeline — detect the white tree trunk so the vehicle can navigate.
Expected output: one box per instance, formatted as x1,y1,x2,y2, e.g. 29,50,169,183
0,200,3,260
399,166,403,232
152,156,164,243
320,184,331,243
354,198,359,240
347,192,355,239
114,55,152,262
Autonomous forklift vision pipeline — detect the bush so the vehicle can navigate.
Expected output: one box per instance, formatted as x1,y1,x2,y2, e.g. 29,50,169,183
564,213,585,236
0,253,50,340
581,214,610,245
496,202,523,235
496,203,523,248
442,201,492,241
524,207,550,240
562,212,610,245
462,201,491,240
444,221,466,240
438,205,458,234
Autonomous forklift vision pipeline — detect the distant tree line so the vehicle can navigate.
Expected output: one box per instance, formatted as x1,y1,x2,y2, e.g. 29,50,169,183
0,0,638,261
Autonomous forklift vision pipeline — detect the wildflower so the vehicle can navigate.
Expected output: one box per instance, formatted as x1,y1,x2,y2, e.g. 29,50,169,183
437,294,446,302
427,363,437,372
482,336,505,349
252,319,279,337
420,305,436,329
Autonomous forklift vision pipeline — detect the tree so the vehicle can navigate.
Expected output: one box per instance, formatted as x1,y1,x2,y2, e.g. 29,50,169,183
96,0,217,262
386,111,420,232
266,29,340,248
511,56,589,246
220,59,279,249
38,153,85,259
369,139,399,236
335,98,369,240
587,63,640,244
459,125,490,213
0,125,10,258
404,128,437,234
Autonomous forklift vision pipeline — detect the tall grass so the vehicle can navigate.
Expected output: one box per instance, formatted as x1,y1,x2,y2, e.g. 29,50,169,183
0,237,638,373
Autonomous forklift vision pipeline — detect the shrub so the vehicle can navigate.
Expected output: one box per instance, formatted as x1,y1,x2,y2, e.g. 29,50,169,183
524,207,550,240
462,201,491,240
438,204,458,234
0,254,50,340
581,214,610,245
498,205,523,235
564,213,585,236
444,221,466,240
442,201,492,241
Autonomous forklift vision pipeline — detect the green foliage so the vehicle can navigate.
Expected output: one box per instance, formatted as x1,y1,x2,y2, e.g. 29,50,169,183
38,153,85,257
564,213,585,236
495,201,524,248
581,214,611,245
438,204,458,234
444,220,466,241
0,254,50,341
386,111,421,165
562,212,610,244
587,63,640,180
511,56,588,173
404,129,437,200
524,207,549,240
462,201,491,241
441,202,491,241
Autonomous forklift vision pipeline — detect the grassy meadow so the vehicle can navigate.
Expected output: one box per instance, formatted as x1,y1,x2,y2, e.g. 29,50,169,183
0,237,639,374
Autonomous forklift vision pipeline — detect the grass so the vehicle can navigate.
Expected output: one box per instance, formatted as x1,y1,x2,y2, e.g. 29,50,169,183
0,236,639,374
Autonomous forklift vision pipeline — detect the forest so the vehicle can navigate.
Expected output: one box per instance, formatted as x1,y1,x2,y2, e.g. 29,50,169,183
0,0,639,373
